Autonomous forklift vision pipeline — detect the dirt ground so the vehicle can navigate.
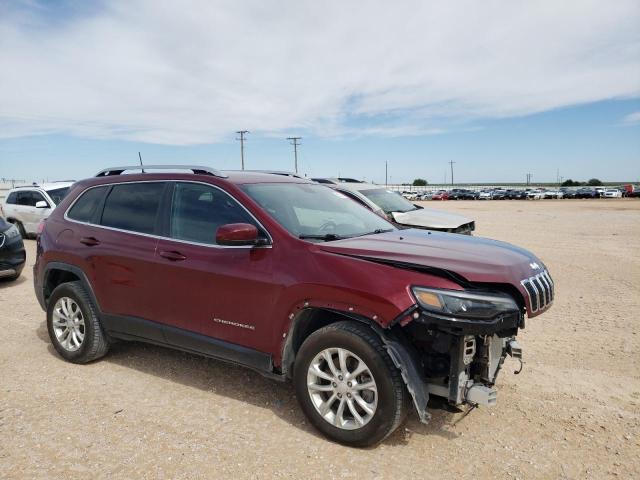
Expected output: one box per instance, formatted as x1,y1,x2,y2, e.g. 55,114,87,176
1,199,639,479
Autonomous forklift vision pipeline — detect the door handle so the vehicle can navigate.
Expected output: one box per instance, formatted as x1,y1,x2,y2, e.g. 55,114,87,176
159,250,186,261
79,236,100,246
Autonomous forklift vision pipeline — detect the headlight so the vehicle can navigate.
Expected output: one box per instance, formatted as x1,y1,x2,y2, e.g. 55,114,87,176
412,286,519,320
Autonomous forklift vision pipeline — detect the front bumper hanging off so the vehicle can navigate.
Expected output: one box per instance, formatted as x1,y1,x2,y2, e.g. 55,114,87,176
381,311,525,424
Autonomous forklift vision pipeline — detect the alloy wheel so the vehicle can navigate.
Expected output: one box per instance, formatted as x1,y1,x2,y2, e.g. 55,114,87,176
306,347,378,430
52,297,85,352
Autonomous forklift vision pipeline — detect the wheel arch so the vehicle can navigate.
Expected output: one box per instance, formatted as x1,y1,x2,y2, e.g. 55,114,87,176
42,262,101,312
280,306,431,424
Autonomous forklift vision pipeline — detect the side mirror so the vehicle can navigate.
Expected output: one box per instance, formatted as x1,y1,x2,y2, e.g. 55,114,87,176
216,223,260,246
35,200,50,209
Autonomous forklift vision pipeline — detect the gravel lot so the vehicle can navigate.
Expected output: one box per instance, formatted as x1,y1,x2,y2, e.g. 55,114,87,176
1,199,639,479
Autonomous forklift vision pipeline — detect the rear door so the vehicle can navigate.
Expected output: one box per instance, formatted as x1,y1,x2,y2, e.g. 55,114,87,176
88,182,168,331
152,181,278,353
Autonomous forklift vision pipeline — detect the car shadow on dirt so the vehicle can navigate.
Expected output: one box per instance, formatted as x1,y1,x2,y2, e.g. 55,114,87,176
35,320,459,446
0,275,27,289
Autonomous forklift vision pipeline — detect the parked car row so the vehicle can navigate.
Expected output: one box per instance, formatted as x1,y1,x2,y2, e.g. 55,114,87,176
395,186,633,201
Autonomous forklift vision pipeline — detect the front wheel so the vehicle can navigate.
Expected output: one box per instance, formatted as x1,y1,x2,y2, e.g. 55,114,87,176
294,321,408,447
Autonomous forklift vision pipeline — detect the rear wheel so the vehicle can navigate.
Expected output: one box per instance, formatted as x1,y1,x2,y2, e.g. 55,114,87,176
294,321,408,447
47,282,109,363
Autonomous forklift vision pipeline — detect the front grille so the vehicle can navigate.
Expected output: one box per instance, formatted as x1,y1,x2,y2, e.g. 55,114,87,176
521,270,554,313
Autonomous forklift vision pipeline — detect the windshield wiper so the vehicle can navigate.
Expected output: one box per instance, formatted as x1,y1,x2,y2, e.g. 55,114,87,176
352,228,395,237
298,233,346,241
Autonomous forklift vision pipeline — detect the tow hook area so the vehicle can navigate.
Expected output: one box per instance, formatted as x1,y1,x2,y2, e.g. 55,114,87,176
465,383,497,407
507,339,523,374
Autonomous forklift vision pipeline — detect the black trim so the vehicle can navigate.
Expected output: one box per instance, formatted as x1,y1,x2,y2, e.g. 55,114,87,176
415,310,522,337
40,262,101,312
103,314,273,374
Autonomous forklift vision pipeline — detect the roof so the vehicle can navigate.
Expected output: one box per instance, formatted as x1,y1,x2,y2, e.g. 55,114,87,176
10,181,74,192
325,181,383,192
72,168,313,189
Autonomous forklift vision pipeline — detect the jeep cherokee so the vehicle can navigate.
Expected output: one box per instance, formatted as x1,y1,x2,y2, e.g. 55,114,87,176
34,165,554,447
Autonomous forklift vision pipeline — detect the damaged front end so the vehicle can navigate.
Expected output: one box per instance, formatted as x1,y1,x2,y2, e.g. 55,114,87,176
383,286,530,423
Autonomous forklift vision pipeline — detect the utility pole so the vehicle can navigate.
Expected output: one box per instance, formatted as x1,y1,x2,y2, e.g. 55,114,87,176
385,161,388,187
236,130,249,170
448,160,456,186
526,173,532,186
287,137,302,174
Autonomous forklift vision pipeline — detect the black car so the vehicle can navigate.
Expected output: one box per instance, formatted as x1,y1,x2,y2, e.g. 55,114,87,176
460,190,480,200
559,188,577,199
575,187,598,199
0,217,26,281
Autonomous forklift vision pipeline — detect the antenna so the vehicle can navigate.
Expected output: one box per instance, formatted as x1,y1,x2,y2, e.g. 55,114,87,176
138,152,145,173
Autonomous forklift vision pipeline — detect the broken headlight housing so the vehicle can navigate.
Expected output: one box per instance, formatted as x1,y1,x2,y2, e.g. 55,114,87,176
412,287,519,320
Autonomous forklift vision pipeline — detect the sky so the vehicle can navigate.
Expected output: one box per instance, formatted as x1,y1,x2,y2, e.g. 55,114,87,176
0,0,639,184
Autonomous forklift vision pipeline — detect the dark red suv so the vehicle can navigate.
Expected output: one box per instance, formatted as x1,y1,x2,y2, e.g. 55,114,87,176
34,165,554,446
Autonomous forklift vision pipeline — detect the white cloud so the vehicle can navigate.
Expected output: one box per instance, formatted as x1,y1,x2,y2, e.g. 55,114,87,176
622,111,640,124
0,0,639,144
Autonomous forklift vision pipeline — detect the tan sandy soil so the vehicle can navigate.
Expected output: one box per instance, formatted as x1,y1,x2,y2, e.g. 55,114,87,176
1,198,639,479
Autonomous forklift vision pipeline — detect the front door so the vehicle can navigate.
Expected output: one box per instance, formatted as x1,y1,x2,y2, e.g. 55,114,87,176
153,181,279,354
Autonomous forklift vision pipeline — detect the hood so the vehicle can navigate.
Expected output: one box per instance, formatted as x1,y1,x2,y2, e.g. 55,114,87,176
391,208,472,229
319,229,550,316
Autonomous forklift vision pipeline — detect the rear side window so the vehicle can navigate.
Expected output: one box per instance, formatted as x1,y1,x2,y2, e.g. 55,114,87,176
6,192,17,204
67,186,108,223
47,187,71,205
101,183,165,234
170,182,258,245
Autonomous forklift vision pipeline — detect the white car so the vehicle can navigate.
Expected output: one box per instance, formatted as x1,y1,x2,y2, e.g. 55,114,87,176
2,182,73,237
603,189,622,198
478,191,492,200
313,179,476,234
526,189,544,200
543,190,564,199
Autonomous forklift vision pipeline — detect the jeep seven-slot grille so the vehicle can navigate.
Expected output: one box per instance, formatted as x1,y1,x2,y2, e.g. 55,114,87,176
521,270,554,313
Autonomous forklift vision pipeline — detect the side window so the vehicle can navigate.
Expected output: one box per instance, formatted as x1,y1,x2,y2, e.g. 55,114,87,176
6,192,17,204
101,183,165,234
31,191,49,207
170,182,258,245
67,186,108,223
16,191,32,206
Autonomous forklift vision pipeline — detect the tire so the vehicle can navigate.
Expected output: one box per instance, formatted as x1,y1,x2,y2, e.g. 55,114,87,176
15,221,27,239
294,321,408,447
46,281,109,363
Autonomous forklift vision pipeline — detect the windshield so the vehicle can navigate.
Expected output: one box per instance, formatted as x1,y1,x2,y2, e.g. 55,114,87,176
46,187,71,205
242,183,395,241
359,188,416,214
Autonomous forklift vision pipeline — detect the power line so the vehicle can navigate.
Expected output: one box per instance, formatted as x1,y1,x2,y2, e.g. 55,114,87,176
236,130,249,170
287,137,302,174
448,160,456,186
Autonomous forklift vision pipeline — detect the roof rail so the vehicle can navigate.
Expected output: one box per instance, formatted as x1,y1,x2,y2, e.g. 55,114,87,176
95,165,227,178
240,170,303,179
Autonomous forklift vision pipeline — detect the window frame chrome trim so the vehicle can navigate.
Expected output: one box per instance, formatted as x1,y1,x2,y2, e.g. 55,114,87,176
63,180,273,250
